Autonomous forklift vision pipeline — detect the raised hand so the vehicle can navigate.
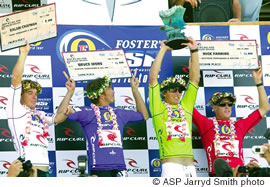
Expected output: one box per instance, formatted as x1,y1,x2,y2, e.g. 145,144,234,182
252,66,263,84
182,36,197,50
63,71,75,93
19,41,30,54
130,68,139,90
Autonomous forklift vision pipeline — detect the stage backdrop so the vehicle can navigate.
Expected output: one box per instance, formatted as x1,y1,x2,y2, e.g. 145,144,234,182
1,24,270,177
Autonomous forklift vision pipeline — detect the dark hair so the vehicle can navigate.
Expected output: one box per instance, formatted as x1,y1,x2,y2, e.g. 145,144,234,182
86,78,106,104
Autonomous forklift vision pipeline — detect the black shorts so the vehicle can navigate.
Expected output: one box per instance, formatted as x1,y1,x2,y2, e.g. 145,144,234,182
90,170,121,177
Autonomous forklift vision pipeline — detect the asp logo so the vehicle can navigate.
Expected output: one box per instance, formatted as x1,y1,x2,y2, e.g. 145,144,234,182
56,30,112,63
202,34,215,40
0,65,8,74
0,128,11,138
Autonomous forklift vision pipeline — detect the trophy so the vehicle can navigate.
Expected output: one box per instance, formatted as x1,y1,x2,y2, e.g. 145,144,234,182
159,5,188,50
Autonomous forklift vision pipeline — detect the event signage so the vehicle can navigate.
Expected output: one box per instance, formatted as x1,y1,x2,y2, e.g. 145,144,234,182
62,49,131,81
197,40,259,70
0,3,57,51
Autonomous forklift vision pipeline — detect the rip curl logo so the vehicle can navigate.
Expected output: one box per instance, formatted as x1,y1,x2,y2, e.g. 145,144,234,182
241,95,256,104
33,131,46,145
0,64,8,74
246,157,259,163
0,128,11,138
121,95,135,105
106,130,118,142
237,34,249,40
126,127,136,136
221,140,234,152
56,30,111,64
126,158,139,168
82,0,142,22
26,64,42,74
0,160,11,170
174,125,183,134
64,159,77,169
0,96,8,105
248,128,256,135
180,64,189,73
193,159,199,167
64,128,74,137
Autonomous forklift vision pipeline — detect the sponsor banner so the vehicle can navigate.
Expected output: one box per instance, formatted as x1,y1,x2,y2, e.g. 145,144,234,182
23,56,52,87
0,3,57,51
55,150,87,177
55,120,86,150
263,86,270,117
47,0,166,25
242,117,268,148
203,70,233,87
193,149,209,177
194,87,206,116
0,56,18,87
12,0,41,12
234,87,259,117
36,87,53,113
148,150,161,177
0,120,14,151
124,150,149,177
229,25,261,56
0,87,9,119
0,151,17,177
262,55,270,86
48,150,56,177
233,69,256,86
200,25,230,41
243,148,270,167
204,87,236,117
259,25,270,55
52,87,85,113
114,87,145,111
172,56,204,87
146,118,159,150
197,40,259,70
48,121,55,151
123,121,148,149
0,0,12,14
47,25,171,89
192,123,203,149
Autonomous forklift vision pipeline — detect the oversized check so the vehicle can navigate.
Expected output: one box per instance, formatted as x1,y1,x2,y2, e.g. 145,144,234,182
62,49,132,81
197,40,259,70
0,3,57,51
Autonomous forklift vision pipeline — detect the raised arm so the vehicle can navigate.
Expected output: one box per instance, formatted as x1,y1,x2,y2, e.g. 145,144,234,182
149,40,171,86
130,69,149,120
54,71,75,124
253,67,270,117
182,37,200,86
11,41,30,87
228,0,241,22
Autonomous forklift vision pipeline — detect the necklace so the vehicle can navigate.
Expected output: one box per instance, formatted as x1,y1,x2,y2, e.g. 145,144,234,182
21,106,49,146
212,118,236,157
91,104,118,146
164,102,187,141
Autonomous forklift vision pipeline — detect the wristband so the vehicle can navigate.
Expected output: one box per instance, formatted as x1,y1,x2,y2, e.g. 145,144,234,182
256,83,263,87
190,48,198,53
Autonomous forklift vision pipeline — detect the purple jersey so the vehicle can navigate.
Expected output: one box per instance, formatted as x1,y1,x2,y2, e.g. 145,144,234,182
67,106,144,171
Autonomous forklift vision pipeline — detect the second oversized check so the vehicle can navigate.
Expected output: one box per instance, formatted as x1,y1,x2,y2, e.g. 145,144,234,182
197,40,259,70
62,49,132,81
0,3,57,51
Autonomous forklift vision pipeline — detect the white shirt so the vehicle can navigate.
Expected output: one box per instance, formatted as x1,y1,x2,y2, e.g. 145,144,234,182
7,85,55,166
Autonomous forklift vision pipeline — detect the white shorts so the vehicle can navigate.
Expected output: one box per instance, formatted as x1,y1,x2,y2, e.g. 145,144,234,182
161,162,197,177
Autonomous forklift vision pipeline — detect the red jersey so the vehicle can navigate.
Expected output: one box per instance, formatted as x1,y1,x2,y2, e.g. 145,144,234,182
192,109,262,175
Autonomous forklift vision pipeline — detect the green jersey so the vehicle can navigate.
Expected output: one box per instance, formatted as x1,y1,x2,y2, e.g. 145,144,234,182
149,81,198,159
